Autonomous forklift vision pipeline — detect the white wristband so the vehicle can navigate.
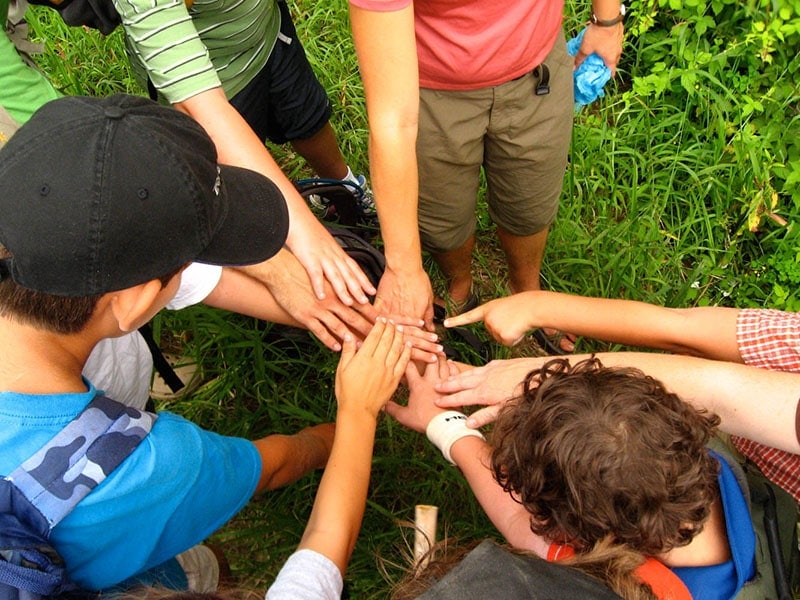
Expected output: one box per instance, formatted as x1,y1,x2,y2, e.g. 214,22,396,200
425,411,485,465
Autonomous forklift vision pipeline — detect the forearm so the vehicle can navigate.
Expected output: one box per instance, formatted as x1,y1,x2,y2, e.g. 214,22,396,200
253,424,334,493
174,89,316,232
202,267,301,327
518,292,742,361
450,436,550,557
535,351,800,453
298,411,377,573
350,4,423,274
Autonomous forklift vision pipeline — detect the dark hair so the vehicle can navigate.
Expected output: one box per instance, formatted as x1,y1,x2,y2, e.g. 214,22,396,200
490,357,721,598
0,246,184,334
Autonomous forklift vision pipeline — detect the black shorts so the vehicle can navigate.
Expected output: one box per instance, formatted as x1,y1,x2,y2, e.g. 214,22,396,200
230,1,332,144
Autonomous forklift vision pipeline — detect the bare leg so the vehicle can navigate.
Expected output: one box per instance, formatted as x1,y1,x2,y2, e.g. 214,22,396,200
290,122,349,179
431,234,475,306
495,226,548,294
497,226,575,352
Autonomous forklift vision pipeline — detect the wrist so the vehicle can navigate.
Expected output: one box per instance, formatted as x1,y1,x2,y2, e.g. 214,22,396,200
590,3,625,26
384,256,425,276
426,411,485,465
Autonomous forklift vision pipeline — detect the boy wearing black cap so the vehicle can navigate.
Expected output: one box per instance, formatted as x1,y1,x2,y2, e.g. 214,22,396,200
0,94,335,591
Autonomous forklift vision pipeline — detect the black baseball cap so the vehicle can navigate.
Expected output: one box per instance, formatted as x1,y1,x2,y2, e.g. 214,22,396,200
0,94,289,296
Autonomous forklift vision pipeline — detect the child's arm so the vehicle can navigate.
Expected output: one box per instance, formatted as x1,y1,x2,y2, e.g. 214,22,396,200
445,291,743,362
296,319,411,573
435,352,800,454
204,257,442,360
385,359,550,557
252,424,335,494
205,254,374,351
175,89,376,307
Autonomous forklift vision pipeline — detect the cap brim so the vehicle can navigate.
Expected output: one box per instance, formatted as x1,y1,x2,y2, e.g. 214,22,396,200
195,165,289,267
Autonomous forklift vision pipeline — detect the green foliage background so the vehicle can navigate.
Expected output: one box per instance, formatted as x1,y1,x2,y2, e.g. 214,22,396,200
25,0,800,595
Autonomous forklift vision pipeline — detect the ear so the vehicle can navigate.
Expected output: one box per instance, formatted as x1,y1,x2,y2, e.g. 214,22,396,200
109,279,165,333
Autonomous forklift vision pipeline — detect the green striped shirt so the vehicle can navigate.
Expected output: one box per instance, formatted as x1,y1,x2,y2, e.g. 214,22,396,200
114,0,280,103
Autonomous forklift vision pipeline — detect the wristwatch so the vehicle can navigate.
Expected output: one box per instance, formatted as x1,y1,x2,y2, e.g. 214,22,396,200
590,3,626,27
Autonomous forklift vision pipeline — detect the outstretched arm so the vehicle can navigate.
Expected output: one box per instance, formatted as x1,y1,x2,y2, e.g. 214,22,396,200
253,423,335,494
445,291,743,362
175,88,376,306
297,319,411,573
349,3,434,328
386,358,549,556
434,352,800,454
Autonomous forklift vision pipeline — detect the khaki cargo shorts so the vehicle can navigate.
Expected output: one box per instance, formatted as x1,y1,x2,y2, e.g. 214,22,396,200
417,33,574,253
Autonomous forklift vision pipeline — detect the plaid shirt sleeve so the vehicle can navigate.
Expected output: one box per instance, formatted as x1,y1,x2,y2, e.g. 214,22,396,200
732,309,800,504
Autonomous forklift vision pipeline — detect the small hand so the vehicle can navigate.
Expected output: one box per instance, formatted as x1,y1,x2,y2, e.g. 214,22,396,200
384,355,452,433
433,358,542,428
335,318,412,418
444,295,534,346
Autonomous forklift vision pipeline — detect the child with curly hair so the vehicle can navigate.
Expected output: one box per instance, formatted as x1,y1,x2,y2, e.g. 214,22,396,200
388,357,766,599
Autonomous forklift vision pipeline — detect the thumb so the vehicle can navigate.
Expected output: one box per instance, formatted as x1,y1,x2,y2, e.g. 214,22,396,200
383,400,402,420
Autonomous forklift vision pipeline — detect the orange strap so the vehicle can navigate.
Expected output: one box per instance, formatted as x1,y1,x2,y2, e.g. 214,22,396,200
548,543,692,600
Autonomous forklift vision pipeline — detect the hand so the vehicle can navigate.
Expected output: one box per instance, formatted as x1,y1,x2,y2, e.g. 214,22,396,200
401,325,444,363
335,318,412,418
240,250,377,351
575,22,624,76
433,358,543,428
444,294,535,346
285,207,377,306
384,355,453,433
374,265,435,331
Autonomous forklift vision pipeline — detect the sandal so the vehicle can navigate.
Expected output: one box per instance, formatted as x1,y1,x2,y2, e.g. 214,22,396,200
531,328,577,356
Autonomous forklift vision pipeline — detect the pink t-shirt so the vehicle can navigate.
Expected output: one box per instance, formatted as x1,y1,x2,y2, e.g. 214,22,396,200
349,0,564,90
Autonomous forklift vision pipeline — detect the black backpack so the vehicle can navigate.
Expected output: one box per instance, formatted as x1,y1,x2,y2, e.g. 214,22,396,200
26,0,121,35
0,396,156,599
295,178,379,243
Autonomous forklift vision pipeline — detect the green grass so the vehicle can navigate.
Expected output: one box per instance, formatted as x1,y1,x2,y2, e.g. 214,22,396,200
23,0,800,595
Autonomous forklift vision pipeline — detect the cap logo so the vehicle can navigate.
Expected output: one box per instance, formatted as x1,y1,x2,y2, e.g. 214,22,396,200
213,166,221,196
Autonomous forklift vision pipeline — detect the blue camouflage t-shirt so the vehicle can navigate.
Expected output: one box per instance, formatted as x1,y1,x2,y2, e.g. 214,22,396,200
0,382,261,589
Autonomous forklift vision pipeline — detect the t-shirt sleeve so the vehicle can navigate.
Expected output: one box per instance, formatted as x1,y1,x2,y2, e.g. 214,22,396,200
266,549,343,600
167,263,223,310
112,0,221,103
736,309,800,371
0,30,61,124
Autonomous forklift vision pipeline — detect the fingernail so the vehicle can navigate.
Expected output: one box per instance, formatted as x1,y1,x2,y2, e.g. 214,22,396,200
396,324,404,333
466,418,477,428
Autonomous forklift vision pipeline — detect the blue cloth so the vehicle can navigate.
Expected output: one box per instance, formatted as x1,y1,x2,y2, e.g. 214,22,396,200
671,451,757,600
566,28,612,107
0,382,262,590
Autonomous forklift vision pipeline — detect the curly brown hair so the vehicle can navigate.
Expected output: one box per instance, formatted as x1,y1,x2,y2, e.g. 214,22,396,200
490,357,721,597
